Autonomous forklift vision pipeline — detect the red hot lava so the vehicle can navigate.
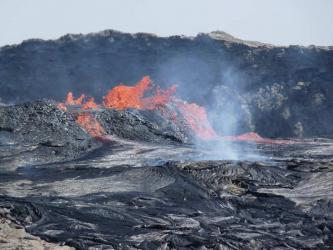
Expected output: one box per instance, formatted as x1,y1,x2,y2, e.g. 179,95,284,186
66,92,85,105
75,113,105,138
103,76,177,110
103,76,150,109
223,132,290,144
59,76,215,140
58,76,289,144
175,101,216,139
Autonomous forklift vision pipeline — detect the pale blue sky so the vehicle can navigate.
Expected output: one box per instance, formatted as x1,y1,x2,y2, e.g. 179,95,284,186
0,0,332,46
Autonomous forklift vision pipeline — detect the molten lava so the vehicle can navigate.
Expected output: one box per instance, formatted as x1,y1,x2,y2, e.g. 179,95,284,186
66,92,85,105
176,101,216,139
142,85,177,110
58,92,89,111
224,132,290,144
103,76,151,109
59,76,217,140
101,76,214,139
75,113,105,138
103,76,176,110
82,98,98,110
58,76,288,143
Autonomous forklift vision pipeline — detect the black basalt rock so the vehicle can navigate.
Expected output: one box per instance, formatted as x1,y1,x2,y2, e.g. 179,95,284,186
0,100,101,169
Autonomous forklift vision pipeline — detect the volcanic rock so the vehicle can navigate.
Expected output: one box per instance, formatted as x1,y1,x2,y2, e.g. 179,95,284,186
0,30,333,249
0,100,100,169
95,108,191,143
0,30,332,138
0,100,332,249
0,208,73,250
0,139,333,249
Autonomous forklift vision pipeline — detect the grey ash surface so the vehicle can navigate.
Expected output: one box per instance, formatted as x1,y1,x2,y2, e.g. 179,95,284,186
0,101,333,249
0,141,333,249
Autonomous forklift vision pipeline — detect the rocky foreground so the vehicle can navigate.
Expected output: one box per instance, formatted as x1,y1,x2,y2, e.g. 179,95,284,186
0,101,333,249
0,209,73,250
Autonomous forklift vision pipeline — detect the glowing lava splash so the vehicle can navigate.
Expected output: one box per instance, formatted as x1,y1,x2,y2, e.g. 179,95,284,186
223,132,290,144
103,76,177,110
58,76,288,143
75,113,105,138
59,76,215,140
175,102,216,139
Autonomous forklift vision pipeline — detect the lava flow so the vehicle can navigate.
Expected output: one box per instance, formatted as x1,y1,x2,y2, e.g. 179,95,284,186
223,132,291,144
176,101,216,139
58,76,289,144
59,76,216,140
75,113,105,138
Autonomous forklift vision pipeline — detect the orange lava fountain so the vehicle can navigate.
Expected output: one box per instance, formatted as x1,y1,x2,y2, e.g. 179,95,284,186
103,76,151,109
103,76,177,110
82,98,98,110
58,76,290,144
65,92,85,105
58,76,216,140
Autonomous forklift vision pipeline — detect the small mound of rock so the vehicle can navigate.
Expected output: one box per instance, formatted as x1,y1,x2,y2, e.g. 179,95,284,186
96,108,191,143
0,100,101,169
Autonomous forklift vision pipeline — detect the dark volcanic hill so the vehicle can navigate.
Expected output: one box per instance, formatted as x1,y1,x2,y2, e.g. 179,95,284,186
0,30,332,138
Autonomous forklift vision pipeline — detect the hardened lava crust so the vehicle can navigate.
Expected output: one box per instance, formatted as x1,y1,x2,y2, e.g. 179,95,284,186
0,100,332,249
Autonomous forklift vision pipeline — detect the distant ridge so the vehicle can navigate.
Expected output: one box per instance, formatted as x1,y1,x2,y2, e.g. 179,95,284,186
1,29,332,50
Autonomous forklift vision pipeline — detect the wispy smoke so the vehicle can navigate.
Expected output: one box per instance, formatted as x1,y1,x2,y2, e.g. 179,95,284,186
155,53,260,161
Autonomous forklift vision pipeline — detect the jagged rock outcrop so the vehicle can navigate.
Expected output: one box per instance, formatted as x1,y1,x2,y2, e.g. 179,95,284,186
96,108,191,144
0,100,197,170
0,30,332,138
0,100,100,169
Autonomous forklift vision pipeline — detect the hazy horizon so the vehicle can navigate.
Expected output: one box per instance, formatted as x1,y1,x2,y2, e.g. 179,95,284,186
1,0,333,47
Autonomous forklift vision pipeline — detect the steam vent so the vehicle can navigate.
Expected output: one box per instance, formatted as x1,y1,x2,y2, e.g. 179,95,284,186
1,30,333,249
